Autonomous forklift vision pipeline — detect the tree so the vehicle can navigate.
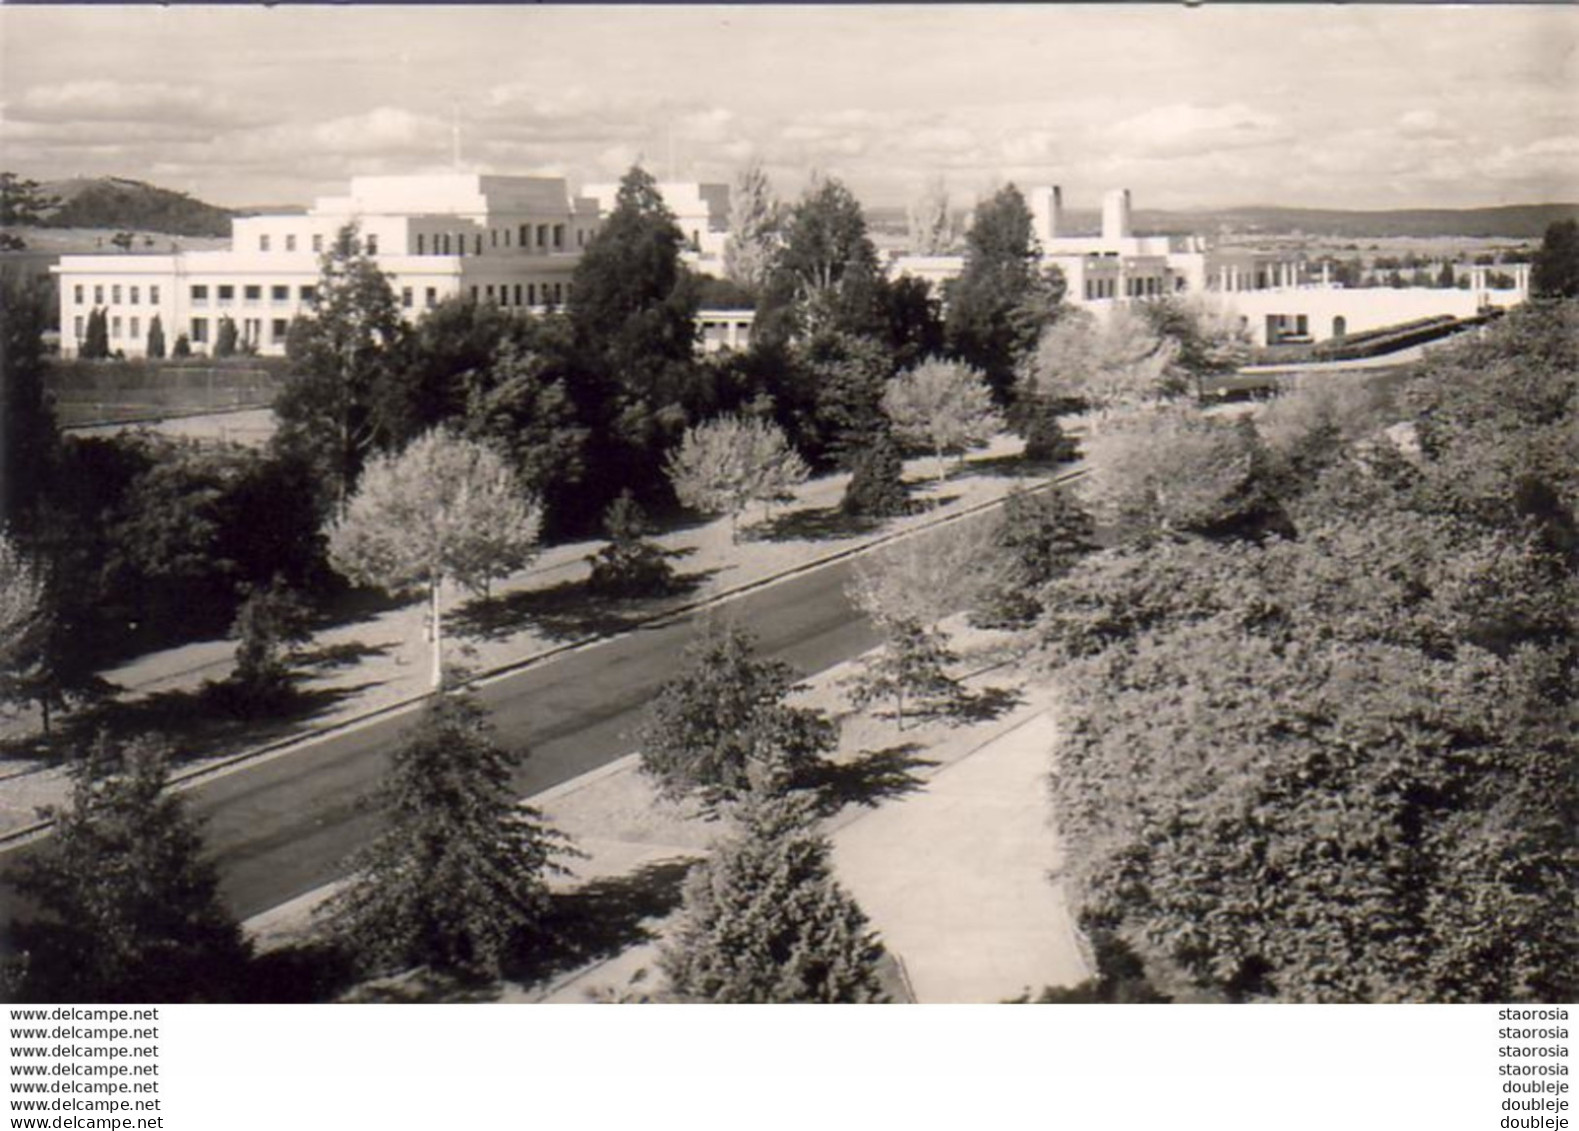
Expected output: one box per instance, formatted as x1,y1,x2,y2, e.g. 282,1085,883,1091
881,357,1002,481
847,615,963,730
1530,218,1579,299
1078,407,1284,543
659,792,888,1003
222,576,314,716
782,328,894,469
7,735,251,1002
145,313,166,360
1039,308,1578,1002
80,307,110,361
569,166,701,510
172,333,192,359
1,273,59,535
318,688,575,980
944,183,1064,403
665,414,808,540
273,222,405,507
760,174,883,343
457,326,590,535
213,314,239,359
326,429,542,689
0,172,58,226
1018,306,1181,416
844,529,980,726
974,484,1098,627
879,274,946,374
840,428,909,518
722,160,782,294
907,176,954,256
585,491,676,597
638,622,836,808
0,533,50,724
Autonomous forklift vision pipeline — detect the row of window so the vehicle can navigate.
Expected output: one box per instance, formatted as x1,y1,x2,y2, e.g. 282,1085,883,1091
73,314,148,341
413,223,583,257
441,281,570,308
1080,275,1179,300
73,284,162,306
255,233,339,254
186,317,292,346
189,283,317,305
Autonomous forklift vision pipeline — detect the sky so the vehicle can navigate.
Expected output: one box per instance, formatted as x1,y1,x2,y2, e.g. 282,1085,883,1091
1,5,1575,214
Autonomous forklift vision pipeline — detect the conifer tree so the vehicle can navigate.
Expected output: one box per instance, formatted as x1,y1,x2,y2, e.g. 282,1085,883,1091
639,622,835,808
145,313,166,360
840,428,909,518
8,736,251,1002
659,792,889,1003
319,688,576,980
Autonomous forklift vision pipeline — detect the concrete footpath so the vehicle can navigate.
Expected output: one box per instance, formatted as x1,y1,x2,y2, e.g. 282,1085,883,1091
830,711,1089,1004
527,691,1091,1005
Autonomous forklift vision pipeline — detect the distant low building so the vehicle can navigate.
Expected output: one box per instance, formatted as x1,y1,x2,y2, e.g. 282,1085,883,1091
891,184,1532,346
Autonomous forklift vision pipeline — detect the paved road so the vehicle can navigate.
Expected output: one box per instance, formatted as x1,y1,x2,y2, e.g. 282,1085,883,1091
0,508,1012,930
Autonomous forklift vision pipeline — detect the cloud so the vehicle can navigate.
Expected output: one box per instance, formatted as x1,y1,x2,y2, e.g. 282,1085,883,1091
1105,102,1291,160
6,80,264,129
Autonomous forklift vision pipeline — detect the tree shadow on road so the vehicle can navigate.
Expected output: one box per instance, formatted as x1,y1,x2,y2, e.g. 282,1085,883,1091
450,570,719,646
504,856,702,991
798,743,937,817
44,680,383,767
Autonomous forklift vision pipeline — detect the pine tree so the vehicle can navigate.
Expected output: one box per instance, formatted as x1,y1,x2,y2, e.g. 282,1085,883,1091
840,428,909,518
318,688,576,980
81,307,110,360
585,491,677,597
639,622,835,808
213,315,239,359
145,313,166,360
8,735,251,1002
659,792,889,1003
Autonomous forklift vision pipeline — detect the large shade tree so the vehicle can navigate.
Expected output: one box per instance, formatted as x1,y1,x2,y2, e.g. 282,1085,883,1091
881,357,1003,481
665,414,808,541
327,429,542,688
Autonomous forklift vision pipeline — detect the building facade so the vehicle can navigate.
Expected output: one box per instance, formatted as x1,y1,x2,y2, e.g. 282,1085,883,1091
55,173,600,358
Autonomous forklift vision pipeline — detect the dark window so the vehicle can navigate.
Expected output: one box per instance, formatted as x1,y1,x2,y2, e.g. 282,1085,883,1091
272,285,289,302
244,285,262,301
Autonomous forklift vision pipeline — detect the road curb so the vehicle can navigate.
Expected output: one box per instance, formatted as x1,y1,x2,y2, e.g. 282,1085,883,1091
0,463,1085,852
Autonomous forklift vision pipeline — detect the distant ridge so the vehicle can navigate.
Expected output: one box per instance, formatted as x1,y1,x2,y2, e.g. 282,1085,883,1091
1133,203,1579,240
38,176,235,237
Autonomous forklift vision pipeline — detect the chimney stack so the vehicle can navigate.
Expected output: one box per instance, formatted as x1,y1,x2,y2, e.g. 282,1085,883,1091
1102,188,1132,242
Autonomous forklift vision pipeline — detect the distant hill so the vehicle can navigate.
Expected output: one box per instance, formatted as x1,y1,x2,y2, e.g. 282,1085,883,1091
39,177,235,238
872,199,1576,244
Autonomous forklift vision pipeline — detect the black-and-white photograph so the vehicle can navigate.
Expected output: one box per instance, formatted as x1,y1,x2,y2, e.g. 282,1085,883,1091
0,1,1574,1024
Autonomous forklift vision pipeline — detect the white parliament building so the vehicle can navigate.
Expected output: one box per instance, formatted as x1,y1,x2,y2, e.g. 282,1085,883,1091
53,172,1530,359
